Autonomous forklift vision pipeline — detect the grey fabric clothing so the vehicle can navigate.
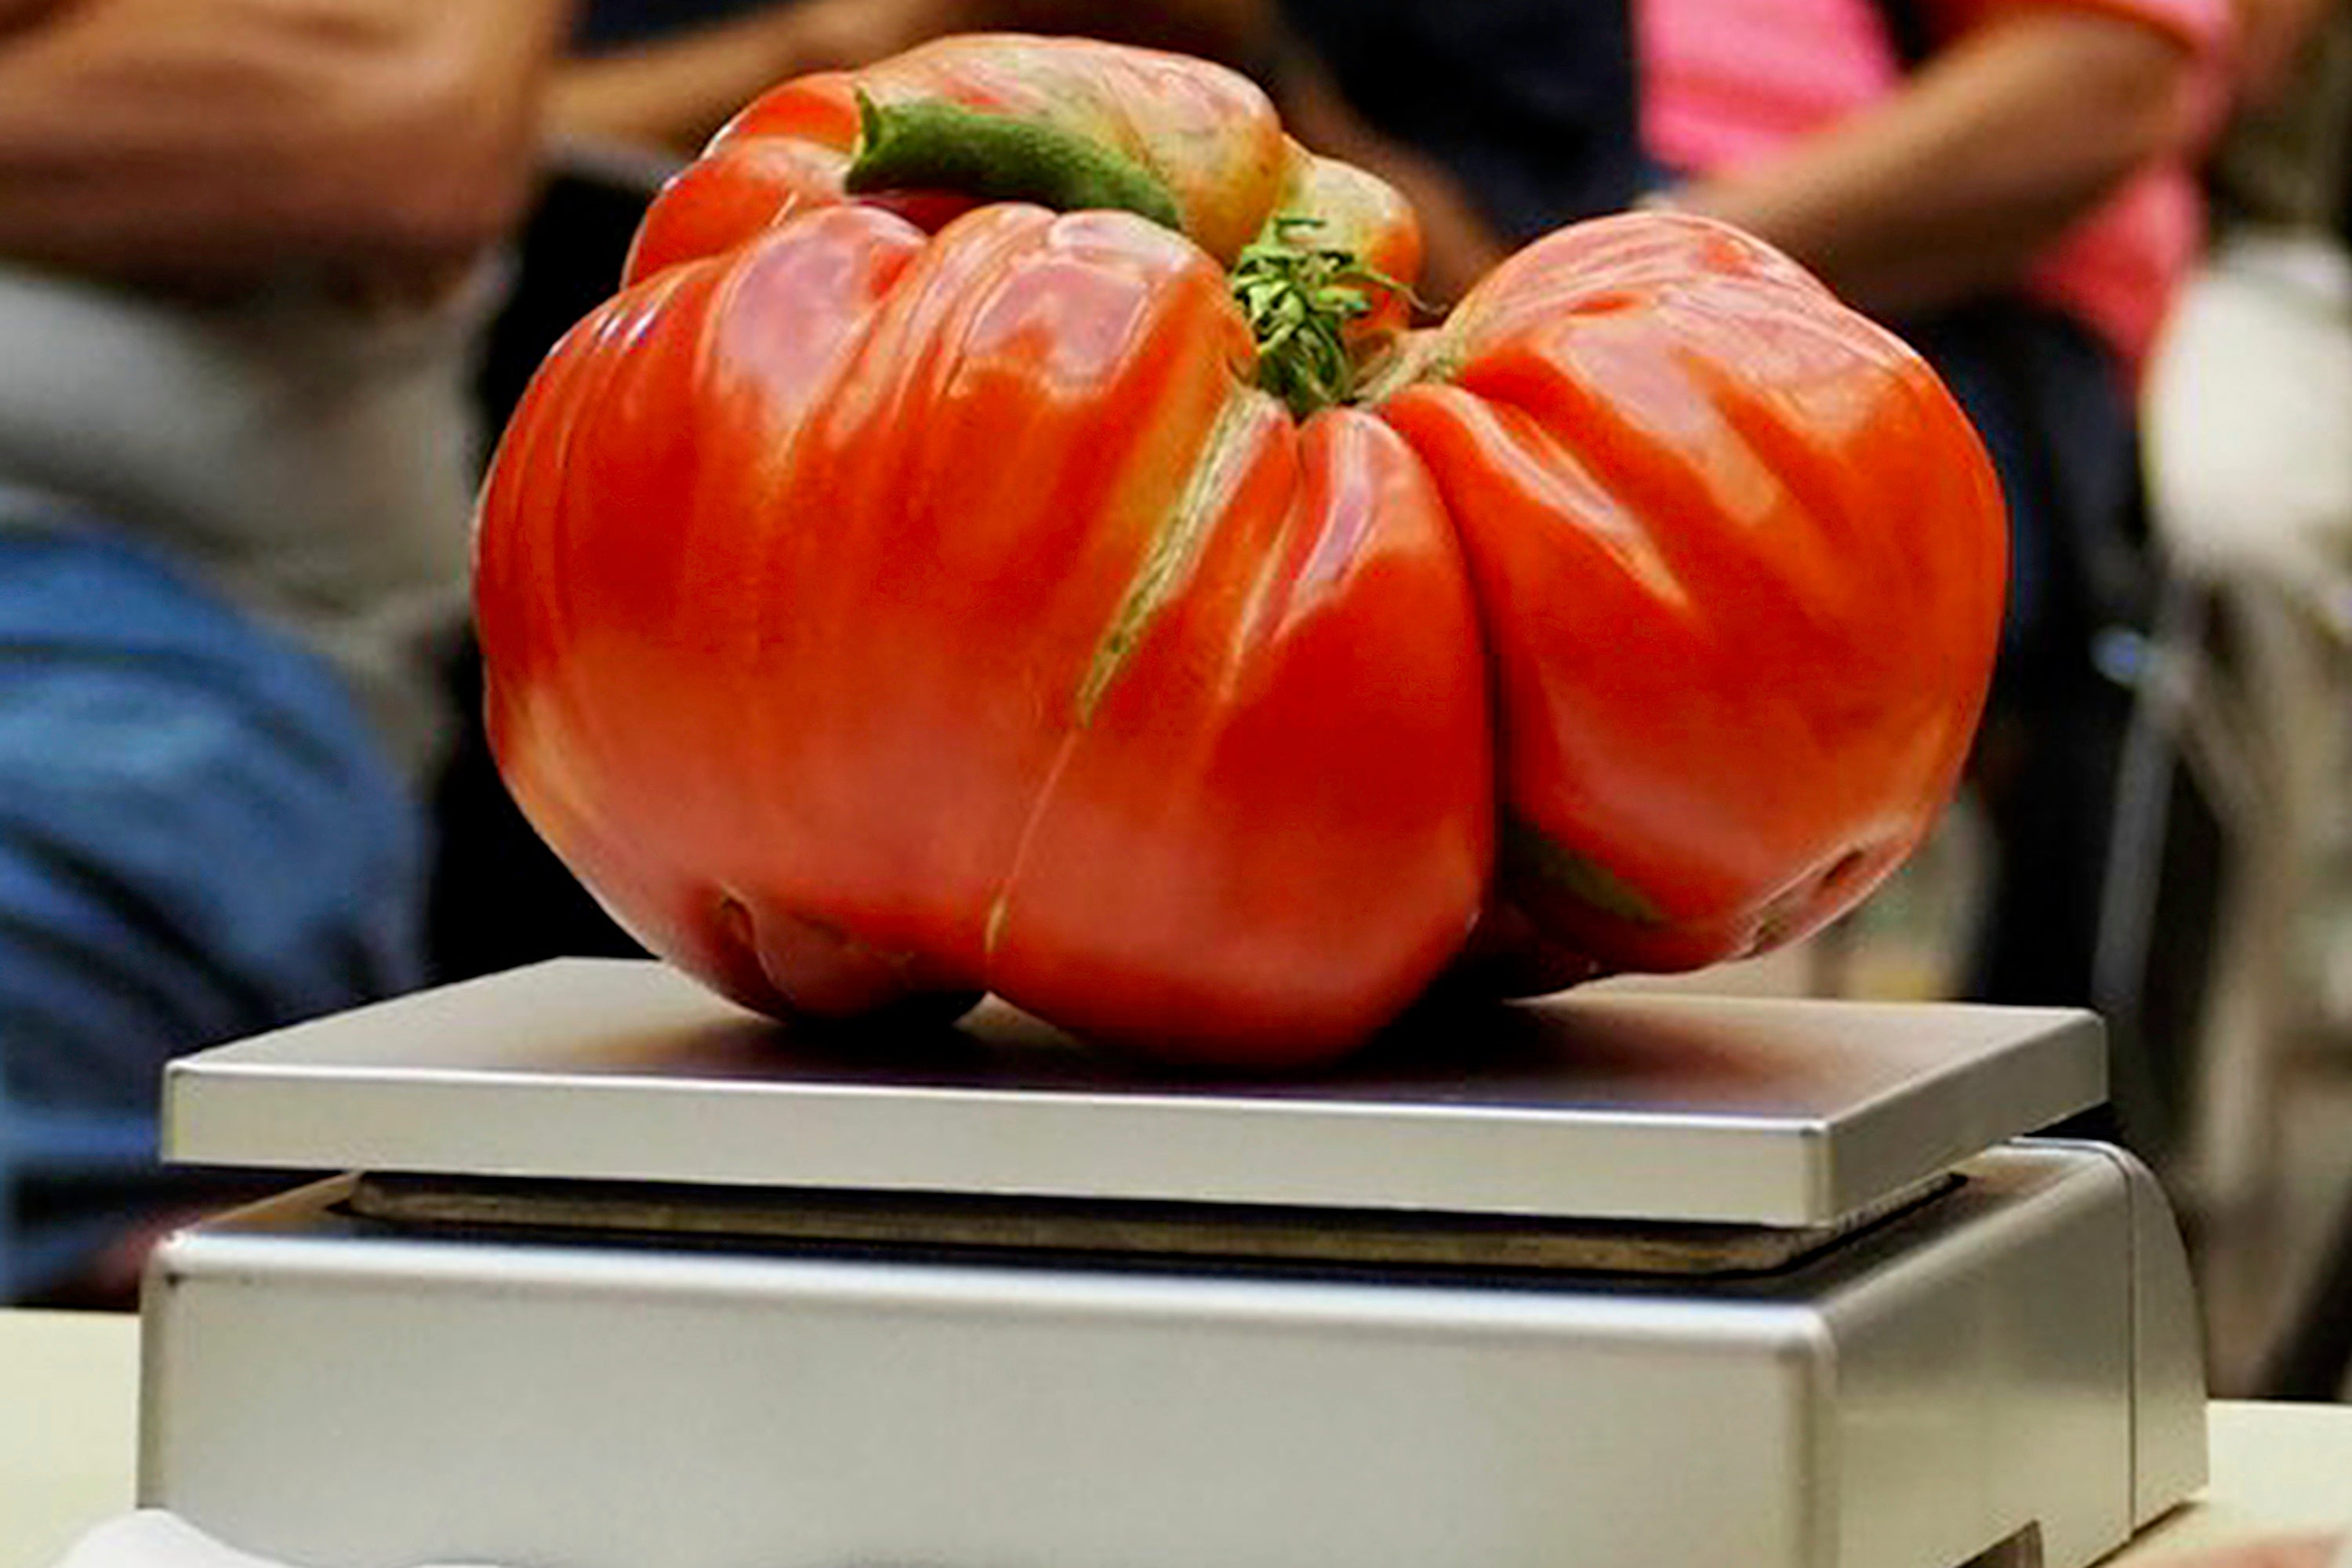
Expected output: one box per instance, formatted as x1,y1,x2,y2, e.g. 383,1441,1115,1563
0,262,494,776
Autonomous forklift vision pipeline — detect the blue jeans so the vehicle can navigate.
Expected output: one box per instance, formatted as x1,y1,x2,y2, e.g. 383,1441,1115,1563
0,505,426,1298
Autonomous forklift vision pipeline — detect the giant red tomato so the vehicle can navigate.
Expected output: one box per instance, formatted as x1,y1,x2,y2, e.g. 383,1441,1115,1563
474,34,2006,1066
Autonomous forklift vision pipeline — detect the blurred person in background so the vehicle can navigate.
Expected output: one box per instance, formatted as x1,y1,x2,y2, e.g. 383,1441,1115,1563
2140,0,2352,1033
0,0,571,1300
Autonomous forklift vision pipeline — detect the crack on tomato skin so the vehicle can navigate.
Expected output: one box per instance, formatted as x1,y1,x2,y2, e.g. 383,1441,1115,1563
1074,384,1269,727
825,206,1246,987
979,724,1083,980
987,383,1282,988
983,886,1012,961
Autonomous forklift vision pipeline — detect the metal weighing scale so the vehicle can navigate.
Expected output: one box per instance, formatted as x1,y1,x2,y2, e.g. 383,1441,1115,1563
139,958,2206,1568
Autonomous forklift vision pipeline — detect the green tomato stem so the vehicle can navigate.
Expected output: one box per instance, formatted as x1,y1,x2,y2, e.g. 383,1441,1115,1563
845,96,1399,421
844,91,1185,235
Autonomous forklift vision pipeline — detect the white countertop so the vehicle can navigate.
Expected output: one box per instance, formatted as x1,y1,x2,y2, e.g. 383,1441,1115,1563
5,1308,2347,1568
6,1311,139,1568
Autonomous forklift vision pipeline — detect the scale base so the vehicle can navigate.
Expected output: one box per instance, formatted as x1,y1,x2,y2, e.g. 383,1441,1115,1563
140,1140,2203,1568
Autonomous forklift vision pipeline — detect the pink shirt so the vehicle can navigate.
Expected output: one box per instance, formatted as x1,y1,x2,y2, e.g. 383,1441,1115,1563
1637,0,2231,372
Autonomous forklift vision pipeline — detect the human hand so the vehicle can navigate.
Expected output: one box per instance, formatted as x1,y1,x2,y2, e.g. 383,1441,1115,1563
2150,1534,2347,1568
0,0,565,294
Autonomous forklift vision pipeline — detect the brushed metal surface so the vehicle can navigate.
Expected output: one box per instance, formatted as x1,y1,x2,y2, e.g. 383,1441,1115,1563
161,960,2104,1227
2109,1144,2211,1524
139,1143,2204,1568
1819,1142,2135,1568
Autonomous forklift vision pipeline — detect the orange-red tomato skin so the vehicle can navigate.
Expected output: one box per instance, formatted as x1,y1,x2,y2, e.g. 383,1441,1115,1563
475,38,2006,1063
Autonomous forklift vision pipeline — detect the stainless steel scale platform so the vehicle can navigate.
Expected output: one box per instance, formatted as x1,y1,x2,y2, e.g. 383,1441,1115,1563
139,958,2207,1568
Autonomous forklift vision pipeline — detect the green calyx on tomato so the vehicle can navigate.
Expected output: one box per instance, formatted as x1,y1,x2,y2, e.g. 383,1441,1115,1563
1231,217,1409,418
846,94,1389,420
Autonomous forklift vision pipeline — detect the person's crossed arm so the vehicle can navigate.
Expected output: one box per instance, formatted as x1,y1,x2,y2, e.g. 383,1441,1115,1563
0,0,574,295
546,0,1275,156
1667,0,2220,318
